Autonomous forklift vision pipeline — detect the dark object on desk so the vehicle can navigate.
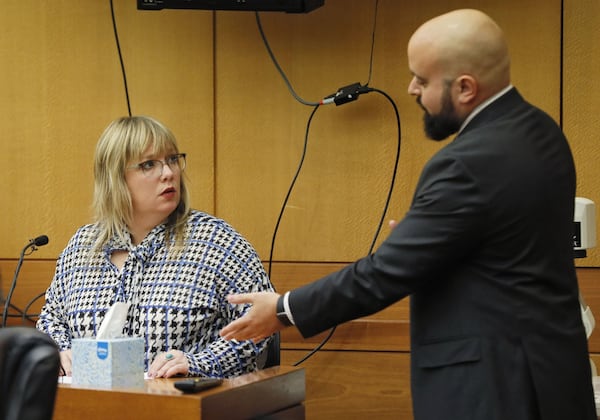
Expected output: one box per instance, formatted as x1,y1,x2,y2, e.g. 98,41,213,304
174,377,223,393
260,331,281,369
0,327,60,420
136,0,325,13
174,332,280,394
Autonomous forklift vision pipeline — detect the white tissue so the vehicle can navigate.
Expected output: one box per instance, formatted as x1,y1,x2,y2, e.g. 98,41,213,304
96,302,131,339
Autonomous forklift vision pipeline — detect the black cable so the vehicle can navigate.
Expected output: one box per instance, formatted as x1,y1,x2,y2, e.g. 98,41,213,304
262,105,330,365
363,0,379,87
559,0,564,128
266,105,319,277
261,103,338,366
110,0,132,117
365,88,401,253
264,87,401,367
291,89,402,366
293,325,336,366
22,290,46,325
255,12,320,106
256,0,379,106
257,0,390,365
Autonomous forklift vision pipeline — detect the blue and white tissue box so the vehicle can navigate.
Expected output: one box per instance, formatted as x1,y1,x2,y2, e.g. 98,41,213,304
72,337,145,388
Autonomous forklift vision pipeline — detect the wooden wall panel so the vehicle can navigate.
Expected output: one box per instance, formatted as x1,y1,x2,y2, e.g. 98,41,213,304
214,0,562,263
4,262,598,351
1,0,594,418
280,350,412,420
3,261,599,419
1,0,568,264
563,0,600,266
0,1,214,259
0,259,53,327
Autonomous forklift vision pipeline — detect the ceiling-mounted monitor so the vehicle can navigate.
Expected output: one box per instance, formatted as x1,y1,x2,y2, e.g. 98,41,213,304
137,0,325,13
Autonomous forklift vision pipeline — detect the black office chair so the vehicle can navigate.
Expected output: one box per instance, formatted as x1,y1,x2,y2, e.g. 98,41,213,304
0,326,61,420
259,331,281,369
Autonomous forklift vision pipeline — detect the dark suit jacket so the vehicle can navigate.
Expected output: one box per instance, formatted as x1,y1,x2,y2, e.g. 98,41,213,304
288,88,597,420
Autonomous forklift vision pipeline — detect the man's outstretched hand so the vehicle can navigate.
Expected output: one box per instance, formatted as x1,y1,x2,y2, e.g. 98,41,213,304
220,292,285,343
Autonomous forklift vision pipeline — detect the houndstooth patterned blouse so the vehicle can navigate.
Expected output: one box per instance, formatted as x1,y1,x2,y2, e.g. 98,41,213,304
36,210,274,377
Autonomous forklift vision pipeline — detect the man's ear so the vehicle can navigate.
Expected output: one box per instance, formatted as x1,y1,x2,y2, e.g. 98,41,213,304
456,75,477,104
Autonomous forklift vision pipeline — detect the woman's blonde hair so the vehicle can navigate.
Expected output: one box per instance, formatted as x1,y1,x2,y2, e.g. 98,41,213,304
92,116,190,249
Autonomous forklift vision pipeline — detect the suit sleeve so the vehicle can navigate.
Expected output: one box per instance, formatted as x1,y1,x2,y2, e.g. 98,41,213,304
289,153,489,338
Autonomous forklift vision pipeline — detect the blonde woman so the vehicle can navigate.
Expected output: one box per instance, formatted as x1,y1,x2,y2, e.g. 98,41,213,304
37,116,273,379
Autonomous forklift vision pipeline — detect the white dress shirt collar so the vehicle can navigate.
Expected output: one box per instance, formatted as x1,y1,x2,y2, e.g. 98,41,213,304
458,84,514,134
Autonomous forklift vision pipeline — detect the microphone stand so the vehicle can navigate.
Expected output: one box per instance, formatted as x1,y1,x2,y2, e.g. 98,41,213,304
1,239,43,328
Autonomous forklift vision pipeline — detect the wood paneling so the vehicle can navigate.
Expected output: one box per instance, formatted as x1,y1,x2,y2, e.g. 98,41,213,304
214,0,563,262
1,0,594,418
0,0,565,265
563,0,600,266
281,350,412,420
0,259,56,326
2,261,600,419
0,1,214,259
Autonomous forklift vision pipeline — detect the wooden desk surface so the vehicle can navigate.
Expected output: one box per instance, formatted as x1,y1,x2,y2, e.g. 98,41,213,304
53,365,305,420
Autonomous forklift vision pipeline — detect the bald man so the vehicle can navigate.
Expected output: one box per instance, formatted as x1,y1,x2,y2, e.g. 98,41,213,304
221,9,596,420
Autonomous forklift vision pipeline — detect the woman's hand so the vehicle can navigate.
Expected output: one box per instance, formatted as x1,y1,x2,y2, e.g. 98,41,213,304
147,349,189,378
59,349,73,376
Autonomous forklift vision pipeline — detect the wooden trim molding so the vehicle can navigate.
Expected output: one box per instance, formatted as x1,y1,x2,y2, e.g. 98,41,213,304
2,259,599,419
2,259,600,352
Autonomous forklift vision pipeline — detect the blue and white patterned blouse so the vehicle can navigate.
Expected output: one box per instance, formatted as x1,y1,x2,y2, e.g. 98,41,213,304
36,210,274,378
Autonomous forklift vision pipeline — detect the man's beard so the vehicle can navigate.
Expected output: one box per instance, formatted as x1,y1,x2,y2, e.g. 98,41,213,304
419,88,462,141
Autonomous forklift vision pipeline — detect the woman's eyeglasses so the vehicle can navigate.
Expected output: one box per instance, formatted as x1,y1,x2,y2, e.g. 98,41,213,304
127,153,186,177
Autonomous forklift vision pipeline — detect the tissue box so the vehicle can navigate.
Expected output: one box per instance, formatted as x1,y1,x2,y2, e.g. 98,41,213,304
72,337,145,388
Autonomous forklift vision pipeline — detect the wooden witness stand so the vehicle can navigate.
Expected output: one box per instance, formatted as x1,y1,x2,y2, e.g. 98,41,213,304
53,366,305,420
6,261,600,417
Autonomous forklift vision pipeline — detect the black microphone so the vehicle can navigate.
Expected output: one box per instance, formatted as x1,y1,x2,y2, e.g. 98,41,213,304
1,235,49,328
31,235,49,247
